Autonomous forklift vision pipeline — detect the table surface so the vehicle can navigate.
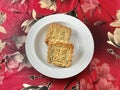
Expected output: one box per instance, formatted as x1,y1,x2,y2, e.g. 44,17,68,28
0,0,120,90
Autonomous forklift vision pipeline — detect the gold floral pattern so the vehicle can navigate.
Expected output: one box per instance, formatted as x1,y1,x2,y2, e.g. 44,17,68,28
107,10,120,48
39,0,57,11
110,10,120,27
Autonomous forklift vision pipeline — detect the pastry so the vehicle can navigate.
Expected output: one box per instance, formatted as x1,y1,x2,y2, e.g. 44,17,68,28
47,42,74,67
45,23,71,45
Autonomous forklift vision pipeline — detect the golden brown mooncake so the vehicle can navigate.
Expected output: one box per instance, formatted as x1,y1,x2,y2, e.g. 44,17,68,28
45,23,71,45
47,42,74,67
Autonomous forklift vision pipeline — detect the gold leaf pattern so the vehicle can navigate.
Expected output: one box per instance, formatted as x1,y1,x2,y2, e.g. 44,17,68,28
21,19,36,33
108,10,120,48
110,10,120,27
0,26,7,34
49,2,57,11
21,19,30,28
114,28,120,46
110,20,120,27
116,10,120,20
32,9,37,20
107,41,117,48
107,29,120,48
114,28,120,35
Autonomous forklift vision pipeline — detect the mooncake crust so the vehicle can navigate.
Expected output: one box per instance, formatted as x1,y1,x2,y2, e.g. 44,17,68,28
45,23,71,45
47,41,74,67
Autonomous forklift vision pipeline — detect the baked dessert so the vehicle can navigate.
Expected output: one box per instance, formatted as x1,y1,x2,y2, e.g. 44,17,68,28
47,42,74,67
45,23,71,45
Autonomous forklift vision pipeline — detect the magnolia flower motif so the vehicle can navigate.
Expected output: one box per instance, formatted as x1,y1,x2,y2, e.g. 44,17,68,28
5,52,31,72
80,78,93,90
0,40,6,53
96,78,118,90
6,52,24,70
81,0,100,16
17,55,32,72
107,28,120,48
107,10,120,48
110,10,120,27
97,63,115,81
39,0,57,11
12,35,26,49
21,10,37,33
90,59,115,81
11,52,24,63
21,19,36,33
32,9,37,20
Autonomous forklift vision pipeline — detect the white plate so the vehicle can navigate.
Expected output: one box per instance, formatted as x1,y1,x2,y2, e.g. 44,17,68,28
25,14,94,79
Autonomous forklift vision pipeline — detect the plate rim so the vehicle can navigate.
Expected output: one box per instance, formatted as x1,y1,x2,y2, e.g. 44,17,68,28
25,14,94,79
